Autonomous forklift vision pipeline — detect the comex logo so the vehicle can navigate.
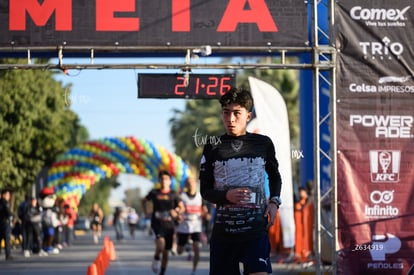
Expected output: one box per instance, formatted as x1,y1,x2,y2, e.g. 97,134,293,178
368,234,403,270
350,6,410,27
365,190,399,218
359,36,404,60
369,150,400,183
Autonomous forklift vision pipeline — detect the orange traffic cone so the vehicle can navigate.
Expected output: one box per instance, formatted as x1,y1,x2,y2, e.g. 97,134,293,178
109,240,117,261
87,263,98,275
104,236,110,248
99,249,109,269
95,253,106,275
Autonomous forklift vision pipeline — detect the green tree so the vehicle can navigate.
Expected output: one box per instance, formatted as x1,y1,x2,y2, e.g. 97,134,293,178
0,58,88,202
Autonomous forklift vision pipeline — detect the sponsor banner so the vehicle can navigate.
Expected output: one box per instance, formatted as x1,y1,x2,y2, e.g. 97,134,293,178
335,1,414,271
335,0,414,94
336,87,414,274
0,0,308,49
337,57,414,98
337,98,414,143
337,145,414,274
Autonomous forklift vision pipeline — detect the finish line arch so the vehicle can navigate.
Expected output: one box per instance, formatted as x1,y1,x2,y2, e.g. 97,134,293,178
46,136,191,210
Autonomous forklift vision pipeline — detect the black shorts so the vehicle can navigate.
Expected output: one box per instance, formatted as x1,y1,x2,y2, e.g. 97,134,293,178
209,235,272,275
177,232,201,246
151,220,175,250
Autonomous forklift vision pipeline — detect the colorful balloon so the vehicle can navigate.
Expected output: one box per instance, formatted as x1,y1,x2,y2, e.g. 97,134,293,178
47,137,191,211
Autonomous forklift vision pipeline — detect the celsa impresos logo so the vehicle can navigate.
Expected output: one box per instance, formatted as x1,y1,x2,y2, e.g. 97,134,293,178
368,234,403,270
350,6,410,27
365,190,399,218
369,150,401,183
348,77,414,94
349,115,414,138
359,37,404,60
378,76,412,84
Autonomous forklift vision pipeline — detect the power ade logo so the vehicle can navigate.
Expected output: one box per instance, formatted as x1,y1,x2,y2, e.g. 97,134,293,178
349,115,414,139
350,6,410,27
365,189,399,218
369,150,401,183
359,37,404,60
368,234,403,270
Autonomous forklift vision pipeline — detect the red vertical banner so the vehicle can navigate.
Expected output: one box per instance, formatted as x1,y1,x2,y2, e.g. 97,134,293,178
335,1,414,274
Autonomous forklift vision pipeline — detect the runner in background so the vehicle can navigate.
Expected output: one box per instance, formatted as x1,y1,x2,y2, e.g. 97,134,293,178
142,170,184,275
126,207,139,239
89,202,104,244
176,177,208,275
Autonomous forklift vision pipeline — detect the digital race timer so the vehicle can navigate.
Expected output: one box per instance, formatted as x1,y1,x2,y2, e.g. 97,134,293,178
138,73,236,99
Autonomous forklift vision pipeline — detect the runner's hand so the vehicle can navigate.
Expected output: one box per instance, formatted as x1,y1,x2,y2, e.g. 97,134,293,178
225,188,252,204
264,203,278,230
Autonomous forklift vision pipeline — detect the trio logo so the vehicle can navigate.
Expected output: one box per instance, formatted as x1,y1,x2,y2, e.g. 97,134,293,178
349,115,414,139
369,150,401,183
359,37,404,60
365,190,399,218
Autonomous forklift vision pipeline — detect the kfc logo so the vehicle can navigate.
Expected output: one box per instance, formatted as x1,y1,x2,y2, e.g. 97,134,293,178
369,150,400,183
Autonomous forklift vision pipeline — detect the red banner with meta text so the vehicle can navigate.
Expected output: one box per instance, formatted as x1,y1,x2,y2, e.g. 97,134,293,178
335,1,414,274
0,0,307,49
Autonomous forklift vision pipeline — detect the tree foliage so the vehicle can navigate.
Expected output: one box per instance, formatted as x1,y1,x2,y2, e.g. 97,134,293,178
0,59,89,201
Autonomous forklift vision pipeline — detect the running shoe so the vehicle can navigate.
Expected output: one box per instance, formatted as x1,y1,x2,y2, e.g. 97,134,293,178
152,258,160,274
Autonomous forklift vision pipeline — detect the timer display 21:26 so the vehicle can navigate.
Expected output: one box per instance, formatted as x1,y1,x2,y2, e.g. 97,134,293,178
138,73,236,99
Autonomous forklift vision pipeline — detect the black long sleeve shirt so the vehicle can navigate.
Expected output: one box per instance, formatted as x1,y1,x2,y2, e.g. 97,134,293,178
199,132,282,241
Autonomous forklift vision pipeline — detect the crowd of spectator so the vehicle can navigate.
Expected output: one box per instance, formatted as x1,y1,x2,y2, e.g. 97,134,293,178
0,188,77,260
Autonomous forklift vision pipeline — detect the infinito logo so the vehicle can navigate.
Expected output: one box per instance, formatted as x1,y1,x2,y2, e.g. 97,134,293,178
365,190,399,218
370,190,394,204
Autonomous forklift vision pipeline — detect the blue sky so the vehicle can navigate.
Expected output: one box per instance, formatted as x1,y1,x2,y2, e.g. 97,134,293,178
55,60,184,153
54,57,223,153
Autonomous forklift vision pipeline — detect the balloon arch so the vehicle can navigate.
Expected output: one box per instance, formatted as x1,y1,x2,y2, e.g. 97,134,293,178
46,137,192,210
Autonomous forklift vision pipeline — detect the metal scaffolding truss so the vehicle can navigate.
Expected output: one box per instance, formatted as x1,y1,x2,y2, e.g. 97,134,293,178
312,0,337,274
1,1,337,274
0,46,319,70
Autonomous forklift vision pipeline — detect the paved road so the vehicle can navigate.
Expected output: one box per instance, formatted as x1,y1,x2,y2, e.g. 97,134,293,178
0,229,318,275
